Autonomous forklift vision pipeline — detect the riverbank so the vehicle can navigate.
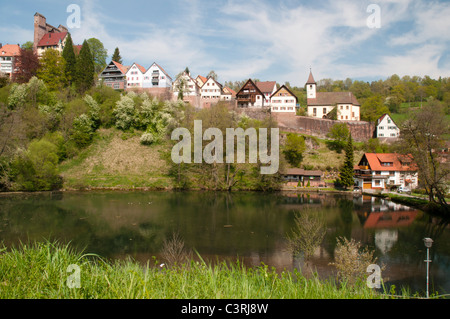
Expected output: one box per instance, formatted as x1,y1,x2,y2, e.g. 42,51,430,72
0,241,389,299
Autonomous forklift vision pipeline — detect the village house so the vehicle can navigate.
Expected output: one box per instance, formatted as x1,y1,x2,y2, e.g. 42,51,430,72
125,63,146,89
172,71,201,107
142,62,172,97
270,84,298,113
0,44,20,79
33,12,68,56
376,113,400,138
354,153,418,191
306,70,361,121
282,168,324,187
256,81,277,105
235,79,266,108
98,60,129,90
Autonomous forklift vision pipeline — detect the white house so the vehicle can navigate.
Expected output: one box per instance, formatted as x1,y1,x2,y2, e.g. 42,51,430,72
270,85,298,113
172,71,201,107
376,114,400,138
0,44,20,79
256,81,277,105
354,153,418,191
143,62,172,89
306,70,361,121
200,77,223,100
126,63,146,89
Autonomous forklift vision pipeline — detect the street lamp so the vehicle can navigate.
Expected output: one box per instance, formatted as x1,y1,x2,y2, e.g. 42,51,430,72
423,238,433,298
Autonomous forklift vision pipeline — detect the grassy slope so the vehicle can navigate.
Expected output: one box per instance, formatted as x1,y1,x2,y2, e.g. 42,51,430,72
60,128,173,190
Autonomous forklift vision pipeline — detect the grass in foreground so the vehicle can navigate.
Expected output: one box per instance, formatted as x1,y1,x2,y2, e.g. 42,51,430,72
0,241,391,299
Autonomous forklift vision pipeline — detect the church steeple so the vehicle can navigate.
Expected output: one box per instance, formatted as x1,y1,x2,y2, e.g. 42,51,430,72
306,69,316,99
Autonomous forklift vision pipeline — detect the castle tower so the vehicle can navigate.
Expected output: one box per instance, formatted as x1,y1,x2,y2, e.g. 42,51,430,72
33,12,47,52
306,69,317,99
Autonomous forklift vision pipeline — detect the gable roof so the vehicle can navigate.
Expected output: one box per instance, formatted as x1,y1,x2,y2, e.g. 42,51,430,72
270,84,298,102
223,87,236,96
377,113,398,127
283,168,323,177
202,76,223,89
0,44,20,56
256,81,277,94
236,79,265,96
196,75,207,84
307,91,360,106
111,60,129,74
127,62,146,74
358,153,417,172
37,32,67,47
146,62,172,80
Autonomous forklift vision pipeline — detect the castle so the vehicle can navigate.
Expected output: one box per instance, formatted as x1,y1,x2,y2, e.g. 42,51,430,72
33,12,68,56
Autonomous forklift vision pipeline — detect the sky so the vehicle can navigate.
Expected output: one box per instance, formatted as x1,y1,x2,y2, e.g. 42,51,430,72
1,0,450,86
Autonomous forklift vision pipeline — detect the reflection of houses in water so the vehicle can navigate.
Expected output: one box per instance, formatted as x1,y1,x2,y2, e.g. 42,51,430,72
375,230,398,254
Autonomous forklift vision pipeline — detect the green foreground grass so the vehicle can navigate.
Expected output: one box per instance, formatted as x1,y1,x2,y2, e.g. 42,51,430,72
0,241,391,299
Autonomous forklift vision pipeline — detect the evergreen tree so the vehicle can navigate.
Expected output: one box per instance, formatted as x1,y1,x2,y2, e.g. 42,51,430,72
111,47,122,64
338,134,355,189
75,40,95,93
62,33,77,86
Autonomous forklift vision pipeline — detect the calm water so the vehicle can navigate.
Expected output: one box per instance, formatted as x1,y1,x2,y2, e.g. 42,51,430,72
1,190,449,295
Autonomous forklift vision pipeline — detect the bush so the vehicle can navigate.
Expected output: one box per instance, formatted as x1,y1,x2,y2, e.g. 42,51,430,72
10,138,63,191
140,132,155,145
71,114,95,148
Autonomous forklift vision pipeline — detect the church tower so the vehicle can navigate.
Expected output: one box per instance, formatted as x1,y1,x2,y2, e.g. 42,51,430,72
306,69,316,99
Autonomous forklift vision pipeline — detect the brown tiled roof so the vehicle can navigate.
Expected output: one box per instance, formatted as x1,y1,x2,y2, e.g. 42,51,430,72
256,81,277,94
307,91,361,106
37,32,67,47
0,44,20,56
283,168,323,176
270,84,298,102
306,70,316,84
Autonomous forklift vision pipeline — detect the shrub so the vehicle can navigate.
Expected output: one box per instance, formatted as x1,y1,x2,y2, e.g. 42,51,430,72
71,114,95,148
140,132,155,145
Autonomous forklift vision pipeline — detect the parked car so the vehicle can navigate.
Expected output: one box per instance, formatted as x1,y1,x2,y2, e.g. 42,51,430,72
397,186,411,194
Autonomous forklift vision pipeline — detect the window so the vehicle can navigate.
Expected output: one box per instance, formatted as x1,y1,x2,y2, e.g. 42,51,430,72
352,112,355,118
323,108,327,114
346,105,349,110
374,180,381,186
345,116,348,120
313,108,317,115
379,126,384,130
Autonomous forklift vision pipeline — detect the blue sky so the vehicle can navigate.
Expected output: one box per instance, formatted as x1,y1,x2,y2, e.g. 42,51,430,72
1,0,450,86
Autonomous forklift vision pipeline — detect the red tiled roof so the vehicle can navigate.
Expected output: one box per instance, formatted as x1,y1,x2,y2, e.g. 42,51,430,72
73,44,82,55
112,61,129,75
197,75,207,84
37,32,67,47
256,81,277,94
0,44,20,56
307,91,361,106
359,153,417,172
223,87,236,96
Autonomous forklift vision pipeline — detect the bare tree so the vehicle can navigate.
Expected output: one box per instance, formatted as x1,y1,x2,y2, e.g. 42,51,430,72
399,101,449,210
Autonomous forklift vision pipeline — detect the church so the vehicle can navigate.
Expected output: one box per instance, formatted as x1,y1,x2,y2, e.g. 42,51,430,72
305,70,361,121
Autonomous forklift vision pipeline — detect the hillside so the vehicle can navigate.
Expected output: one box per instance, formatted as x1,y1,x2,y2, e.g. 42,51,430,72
60,128,173,190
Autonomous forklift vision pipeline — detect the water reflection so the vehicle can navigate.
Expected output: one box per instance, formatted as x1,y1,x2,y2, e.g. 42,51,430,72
0,190,449,295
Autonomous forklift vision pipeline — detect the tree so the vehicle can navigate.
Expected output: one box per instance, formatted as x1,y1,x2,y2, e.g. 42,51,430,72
37,49,67,91
207,70,218,81
74,40,95,93
283,133,306,167
12,48,40,84
338,134,354,189
399,102,449,209
361,94,390,123
111,47,122,64
62,33,77,87
21,41,34,51
326,123,349,153
87,38,108,74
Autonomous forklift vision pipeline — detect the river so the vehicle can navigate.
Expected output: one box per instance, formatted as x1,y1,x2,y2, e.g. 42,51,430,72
0,190,449,296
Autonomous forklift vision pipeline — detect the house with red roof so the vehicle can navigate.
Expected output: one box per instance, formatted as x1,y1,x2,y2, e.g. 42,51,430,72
0,44,20,79
98,60,129,90
172,70,201,107
256,81,277,105
126,63,147,89
354,153,418,191
306,70,361,121
33,13,68,56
